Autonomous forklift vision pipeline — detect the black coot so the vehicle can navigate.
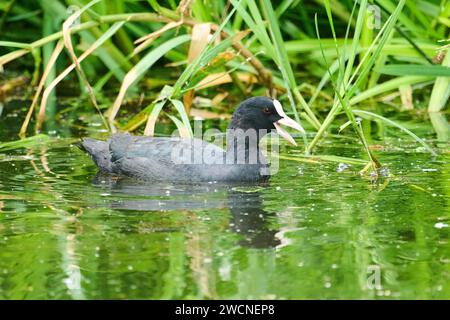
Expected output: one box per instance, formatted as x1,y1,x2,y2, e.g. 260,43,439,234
81,96,304,182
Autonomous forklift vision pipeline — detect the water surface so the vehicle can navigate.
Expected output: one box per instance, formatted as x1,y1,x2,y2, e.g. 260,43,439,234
0,101,448,299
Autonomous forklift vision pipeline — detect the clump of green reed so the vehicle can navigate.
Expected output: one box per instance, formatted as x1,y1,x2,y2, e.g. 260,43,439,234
0,0,446,168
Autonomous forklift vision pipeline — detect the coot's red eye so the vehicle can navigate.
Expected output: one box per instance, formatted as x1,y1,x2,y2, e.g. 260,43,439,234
263,107,272,114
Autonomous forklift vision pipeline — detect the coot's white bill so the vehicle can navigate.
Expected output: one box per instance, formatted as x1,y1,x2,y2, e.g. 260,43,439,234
273,99,305,146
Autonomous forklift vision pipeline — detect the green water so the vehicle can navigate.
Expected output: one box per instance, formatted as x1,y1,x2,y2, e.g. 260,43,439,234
0,102,449,299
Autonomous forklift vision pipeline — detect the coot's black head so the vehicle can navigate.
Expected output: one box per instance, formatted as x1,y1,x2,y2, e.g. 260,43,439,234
229,97,280,131
228,96,305,145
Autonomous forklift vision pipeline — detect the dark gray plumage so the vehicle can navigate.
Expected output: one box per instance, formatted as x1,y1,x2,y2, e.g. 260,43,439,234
80,96,304,183
81,134,265,182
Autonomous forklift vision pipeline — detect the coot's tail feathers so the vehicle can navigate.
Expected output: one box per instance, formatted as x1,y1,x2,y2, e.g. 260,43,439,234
79,138,113,173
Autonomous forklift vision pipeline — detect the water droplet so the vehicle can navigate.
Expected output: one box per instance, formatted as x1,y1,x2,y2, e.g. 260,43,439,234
379,167,390,177
336,163,350,172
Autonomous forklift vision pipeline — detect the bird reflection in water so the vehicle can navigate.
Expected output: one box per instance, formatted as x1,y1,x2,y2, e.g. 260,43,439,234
92,173,281,249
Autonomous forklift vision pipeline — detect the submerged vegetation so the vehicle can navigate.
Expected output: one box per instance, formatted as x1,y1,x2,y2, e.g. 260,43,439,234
0,0,449,171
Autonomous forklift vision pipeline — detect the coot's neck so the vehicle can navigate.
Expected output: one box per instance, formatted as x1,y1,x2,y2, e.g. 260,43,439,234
225,125,266,164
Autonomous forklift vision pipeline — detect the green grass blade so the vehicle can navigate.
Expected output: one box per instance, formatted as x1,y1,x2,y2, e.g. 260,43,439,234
350,76,433,105
0,41,30,49
170,99,193,137
308,0,407,153
428,48,450,112
0,134,51,152
166,114,191,138
341,0,367,90
172,1,241,97
109,34,191,125
144,100,166,136
377,64,450,77
348,0,406,98
353,110,437,156
260,0,315,147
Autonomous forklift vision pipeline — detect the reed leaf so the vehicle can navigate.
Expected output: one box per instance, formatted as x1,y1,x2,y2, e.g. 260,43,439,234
109,34,191,128
429,48,450,112
353,110,437,156
38,21,126,131
378,64,450,77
